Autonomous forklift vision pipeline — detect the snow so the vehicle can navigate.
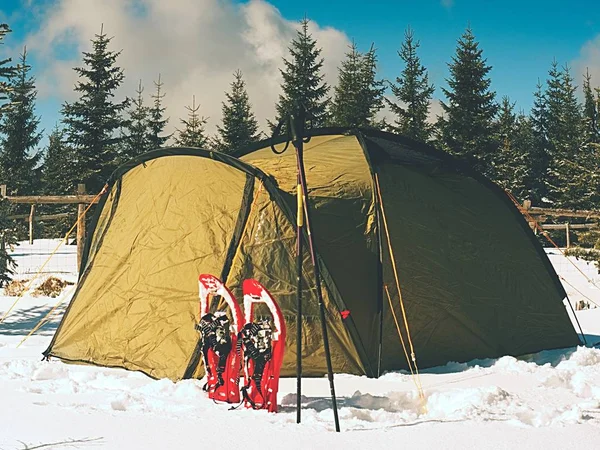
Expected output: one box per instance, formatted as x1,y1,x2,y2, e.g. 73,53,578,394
546,248,600,310
2,241,600,449
10,239,79,283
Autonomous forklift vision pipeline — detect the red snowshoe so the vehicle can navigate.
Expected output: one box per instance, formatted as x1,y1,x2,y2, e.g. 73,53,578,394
197,274,243,403
239,279,286,413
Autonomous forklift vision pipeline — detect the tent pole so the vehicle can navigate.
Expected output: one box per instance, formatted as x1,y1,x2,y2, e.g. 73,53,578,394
375,176,384,378
291,107,340,433
566,294,588,346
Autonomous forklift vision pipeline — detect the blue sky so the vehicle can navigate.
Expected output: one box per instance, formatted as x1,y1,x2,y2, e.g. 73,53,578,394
0,0,599,147
273,0,599,109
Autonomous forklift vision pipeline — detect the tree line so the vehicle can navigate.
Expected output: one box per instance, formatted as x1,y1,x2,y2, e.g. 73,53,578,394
0,19,599,211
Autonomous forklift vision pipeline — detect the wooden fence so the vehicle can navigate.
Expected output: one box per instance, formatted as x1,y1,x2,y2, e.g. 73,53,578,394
1,184,599,268
520,200,599,248
0,184,99,268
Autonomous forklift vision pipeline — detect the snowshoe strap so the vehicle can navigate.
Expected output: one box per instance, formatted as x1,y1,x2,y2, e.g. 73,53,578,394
239,320,273,409
198,312,233,392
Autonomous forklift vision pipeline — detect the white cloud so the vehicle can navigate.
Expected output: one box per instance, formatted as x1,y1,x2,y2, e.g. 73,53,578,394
378,96,444,126
572,34,600,88
428,98,445,123
376,96,394,126
19,0,350,138
441,0,454,9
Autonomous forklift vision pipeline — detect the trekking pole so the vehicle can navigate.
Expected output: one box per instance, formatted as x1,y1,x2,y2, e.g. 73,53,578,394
289,105,340,432
271,104,341,432
295,170,303,424
270,118,303,424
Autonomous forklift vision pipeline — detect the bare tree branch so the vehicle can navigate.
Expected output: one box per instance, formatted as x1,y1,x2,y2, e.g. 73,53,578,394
16,437,103,450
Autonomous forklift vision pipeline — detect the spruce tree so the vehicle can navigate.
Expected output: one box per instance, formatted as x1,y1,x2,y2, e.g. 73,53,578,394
148,74,170,149
274,18,330,127
175,96,207,148
578,71,600,209
510,114,537,201
560,66,583,152
123,80,151,160
492,98,534,201
493,96,517,189
543,60,565,205
529,80,550,205
387,27,435,142
40,127,75,236
330,42,362,128
0,24,15,113
544,60,563,141
0,196,17,287
496,97,516,145
438,27,498,177
360,46,386,128
330,43,385,128
544,62,586,208
0,24,19,280
597,85,600,136
61,27,128,193
583,70,599,145
214,70,260,154
0,48,42,195
41,128,74,195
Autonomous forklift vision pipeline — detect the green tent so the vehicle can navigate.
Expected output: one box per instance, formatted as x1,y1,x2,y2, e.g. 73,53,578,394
45,129,580,380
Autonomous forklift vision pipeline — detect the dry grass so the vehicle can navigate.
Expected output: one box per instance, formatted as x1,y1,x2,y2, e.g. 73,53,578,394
33,277,74,298
3,279,28,296
2,276,74,298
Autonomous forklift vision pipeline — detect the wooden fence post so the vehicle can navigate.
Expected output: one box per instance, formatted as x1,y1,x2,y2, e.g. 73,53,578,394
29,205,35,245
523,200,535,230
0,185,6,198
77,184,86,270
565,222,570,249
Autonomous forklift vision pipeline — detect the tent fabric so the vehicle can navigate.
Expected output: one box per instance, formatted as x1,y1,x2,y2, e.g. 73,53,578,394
376,162,577,370
49,155,249,379
45,130,580,381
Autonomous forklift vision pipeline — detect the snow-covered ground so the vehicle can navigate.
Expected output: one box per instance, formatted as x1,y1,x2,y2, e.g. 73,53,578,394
10,239,79,283
547,247,600,310
2,241,600,449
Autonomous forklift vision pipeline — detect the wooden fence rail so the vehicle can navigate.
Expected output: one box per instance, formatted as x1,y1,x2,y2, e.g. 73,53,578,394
540,223,598,230
7,212,71,221
520,200,600,220
2,195,99,204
